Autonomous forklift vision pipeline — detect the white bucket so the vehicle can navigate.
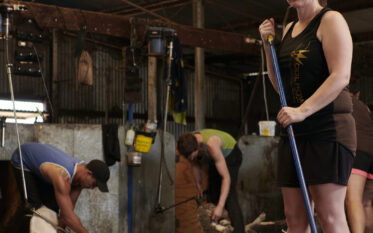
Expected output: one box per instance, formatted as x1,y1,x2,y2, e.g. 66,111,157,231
258,121,276,136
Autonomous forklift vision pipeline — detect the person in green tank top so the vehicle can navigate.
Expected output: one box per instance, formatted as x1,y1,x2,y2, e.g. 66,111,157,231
177,129,244,233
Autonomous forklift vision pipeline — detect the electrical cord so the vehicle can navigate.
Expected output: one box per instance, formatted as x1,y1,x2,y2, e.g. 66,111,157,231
32,44,55,118
261,46,269,120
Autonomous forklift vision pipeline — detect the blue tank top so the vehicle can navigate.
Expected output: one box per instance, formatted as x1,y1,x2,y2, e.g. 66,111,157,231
11,143,83,184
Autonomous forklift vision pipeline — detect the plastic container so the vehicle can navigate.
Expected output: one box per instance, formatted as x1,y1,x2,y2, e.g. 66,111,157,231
144,120,157,133
125,128,135,146
258,121,276,136
127,152,142,166
134,134,153,153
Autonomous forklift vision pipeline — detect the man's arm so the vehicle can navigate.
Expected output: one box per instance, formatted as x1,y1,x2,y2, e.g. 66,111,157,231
70,186,83,208
191,161,203,197
57,186,83,231
206,136,231,221
45,167,89,233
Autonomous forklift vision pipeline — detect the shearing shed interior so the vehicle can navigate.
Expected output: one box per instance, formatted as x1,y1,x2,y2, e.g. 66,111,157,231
0,0,372,233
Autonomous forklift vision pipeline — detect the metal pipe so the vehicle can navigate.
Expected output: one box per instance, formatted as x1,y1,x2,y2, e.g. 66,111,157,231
4,12,28,201
267,35,317,233
157,39,174,205
0,117,5,147
261,47,269,120
127,103,133,233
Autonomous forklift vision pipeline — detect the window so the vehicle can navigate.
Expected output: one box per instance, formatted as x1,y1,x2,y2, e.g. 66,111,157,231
0,100,45,124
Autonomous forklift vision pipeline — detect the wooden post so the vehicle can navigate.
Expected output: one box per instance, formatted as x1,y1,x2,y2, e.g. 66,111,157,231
193,0,205,129
52,29,58,122
148,56,157,122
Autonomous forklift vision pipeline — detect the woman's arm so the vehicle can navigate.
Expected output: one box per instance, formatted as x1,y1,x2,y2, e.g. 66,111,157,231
259,18,293,93
206,136,230,221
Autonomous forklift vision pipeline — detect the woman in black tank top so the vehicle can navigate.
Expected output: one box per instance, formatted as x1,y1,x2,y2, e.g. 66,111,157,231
259,0,354,233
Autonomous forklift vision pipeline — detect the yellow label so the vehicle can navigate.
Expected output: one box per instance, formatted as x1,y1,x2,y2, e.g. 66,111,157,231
263,128,270,136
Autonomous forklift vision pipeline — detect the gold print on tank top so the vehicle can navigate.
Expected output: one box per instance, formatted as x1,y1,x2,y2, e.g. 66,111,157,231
290,48,309,104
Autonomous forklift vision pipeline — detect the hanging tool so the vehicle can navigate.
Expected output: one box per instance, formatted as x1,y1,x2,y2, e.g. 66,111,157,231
155,31,175,213
261,46,269,121
267,35,317,233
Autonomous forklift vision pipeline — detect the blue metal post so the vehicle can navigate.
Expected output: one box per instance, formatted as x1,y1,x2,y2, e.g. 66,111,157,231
128,104,134,233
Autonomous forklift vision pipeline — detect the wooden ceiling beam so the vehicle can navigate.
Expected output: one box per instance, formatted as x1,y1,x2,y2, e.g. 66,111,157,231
328,0,373,13
220,0,373,35
104,0,191,16
119,0,176,24
17,2,259,54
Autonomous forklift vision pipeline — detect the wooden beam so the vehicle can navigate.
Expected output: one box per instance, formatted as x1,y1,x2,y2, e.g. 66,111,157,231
220,0,373,34
119,0,176,24
57,109,240,124
193,0,205,130
148,56,157,122
105,0,191,16
17,2,259,54
205,0,262,21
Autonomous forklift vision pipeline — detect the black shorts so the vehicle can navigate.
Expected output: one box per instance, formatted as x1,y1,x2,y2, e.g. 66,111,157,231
12,165,59,212
277,137,354,187
351,150,373,180
207,145,242,204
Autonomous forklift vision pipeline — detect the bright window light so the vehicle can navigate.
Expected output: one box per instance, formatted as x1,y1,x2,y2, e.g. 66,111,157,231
0,100,45,124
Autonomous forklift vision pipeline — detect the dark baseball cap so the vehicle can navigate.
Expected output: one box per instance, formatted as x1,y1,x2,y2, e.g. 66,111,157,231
86,160,110,192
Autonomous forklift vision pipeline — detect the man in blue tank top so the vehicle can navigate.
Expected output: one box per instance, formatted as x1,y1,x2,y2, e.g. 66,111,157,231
11,142,110,233
177,129,244,233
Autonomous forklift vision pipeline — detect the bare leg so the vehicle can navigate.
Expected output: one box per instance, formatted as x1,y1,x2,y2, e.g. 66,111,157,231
282,187,311,233
363,180,373,233
346,174,366,233
310,183,349,233
365,200,373,233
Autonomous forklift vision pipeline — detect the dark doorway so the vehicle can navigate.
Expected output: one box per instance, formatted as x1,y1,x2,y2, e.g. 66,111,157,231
0,161,27,233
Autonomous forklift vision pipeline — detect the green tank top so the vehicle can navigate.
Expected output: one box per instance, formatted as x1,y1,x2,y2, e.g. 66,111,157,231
197,129,236,157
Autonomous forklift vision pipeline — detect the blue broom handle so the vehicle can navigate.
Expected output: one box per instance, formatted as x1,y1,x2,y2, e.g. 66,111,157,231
267,35,318,233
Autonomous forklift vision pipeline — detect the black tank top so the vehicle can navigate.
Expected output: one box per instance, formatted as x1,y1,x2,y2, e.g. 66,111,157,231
278,8,356,152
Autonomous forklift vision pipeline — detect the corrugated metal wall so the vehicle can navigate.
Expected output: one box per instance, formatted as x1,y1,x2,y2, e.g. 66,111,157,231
0,32,243,139
0,40,50,100
55,34,243,138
